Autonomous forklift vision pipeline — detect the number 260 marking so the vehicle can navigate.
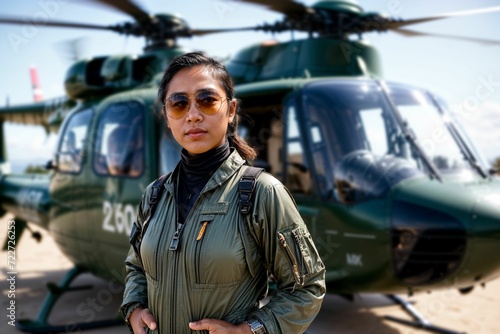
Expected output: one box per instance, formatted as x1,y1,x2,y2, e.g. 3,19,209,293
102,201,137,235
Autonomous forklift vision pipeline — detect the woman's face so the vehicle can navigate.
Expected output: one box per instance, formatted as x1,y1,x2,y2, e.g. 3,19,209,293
164,66,236,155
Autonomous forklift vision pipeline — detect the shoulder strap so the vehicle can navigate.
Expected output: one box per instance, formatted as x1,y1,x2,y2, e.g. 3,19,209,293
238,166,264,215
130,173,169,264
142,173,169,235
238,166,264,278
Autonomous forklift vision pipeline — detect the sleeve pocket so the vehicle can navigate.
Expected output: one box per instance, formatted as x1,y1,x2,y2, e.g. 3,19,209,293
277,224,314,290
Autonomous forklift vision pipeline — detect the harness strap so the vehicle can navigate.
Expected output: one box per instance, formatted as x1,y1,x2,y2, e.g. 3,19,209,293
129,173,169,264
238,166,264,215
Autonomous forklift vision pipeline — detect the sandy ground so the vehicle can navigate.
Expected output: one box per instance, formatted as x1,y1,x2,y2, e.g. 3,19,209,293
1,215,499,334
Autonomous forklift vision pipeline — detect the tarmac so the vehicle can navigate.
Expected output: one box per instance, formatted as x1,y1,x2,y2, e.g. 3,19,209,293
1,214,499,334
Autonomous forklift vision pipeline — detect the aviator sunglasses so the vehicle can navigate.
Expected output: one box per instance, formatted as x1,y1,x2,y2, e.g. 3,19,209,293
164,90,230,119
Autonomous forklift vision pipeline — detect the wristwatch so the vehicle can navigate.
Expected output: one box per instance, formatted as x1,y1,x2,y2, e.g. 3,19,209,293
244,318,266,334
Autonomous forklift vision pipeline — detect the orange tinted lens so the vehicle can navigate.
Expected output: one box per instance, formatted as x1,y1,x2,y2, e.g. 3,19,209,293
195,91,222,115
166,94,189,118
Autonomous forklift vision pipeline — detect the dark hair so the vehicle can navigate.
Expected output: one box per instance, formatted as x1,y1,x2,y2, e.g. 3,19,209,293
158,51,257,161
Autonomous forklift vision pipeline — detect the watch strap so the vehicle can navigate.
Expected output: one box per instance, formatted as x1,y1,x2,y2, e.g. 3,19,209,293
244,318,266,334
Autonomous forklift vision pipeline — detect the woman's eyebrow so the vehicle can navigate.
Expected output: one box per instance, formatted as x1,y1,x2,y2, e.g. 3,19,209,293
168,87,218,96
195,88,218,94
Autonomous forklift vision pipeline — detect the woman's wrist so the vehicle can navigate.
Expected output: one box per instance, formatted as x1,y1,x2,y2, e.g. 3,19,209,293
123,302,147,331
237,322,253,334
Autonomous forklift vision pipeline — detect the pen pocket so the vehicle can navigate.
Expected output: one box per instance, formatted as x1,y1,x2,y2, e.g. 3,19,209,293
192,213,246,288
194,218,213,283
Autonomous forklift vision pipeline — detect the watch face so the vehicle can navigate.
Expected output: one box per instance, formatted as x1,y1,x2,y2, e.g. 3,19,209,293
247,319,266,334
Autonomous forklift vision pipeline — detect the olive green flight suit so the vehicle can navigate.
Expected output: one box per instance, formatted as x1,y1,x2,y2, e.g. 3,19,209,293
122,151,326,333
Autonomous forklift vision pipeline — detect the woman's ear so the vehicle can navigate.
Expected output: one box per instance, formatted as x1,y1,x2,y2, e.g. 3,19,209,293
228,99,237,123
165,111,171,128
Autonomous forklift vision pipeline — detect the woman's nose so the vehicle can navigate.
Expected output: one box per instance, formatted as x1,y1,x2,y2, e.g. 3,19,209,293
185,100,203,122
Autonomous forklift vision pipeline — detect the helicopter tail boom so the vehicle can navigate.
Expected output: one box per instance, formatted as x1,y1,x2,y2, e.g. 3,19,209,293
0,173,51,230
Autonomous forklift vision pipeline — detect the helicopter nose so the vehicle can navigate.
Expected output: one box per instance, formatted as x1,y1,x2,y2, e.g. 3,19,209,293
390,199,467,286
390,179,500,288
470,191,500,237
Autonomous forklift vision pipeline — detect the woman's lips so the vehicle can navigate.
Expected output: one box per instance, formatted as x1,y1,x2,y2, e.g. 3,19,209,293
186,128,207,139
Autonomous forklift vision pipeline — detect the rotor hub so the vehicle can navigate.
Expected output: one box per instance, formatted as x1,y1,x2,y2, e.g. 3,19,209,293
110,13,192,49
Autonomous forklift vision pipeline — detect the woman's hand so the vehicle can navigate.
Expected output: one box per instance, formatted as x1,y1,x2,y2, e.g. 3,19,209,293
189,318,252,334
130,307,157,334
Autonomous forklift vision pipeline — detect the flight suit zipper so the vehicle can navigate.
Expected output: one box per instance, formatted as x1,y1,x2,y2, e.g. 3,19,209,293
169,222,185,251
169,215,184,332
169,191,206,331
170,252,178,333
291,229,308,281
278,232,303,290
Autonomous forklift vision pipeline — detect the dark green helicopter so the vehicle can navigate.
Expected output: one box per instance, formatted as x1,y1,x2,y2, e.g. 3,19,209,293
1,0,500,333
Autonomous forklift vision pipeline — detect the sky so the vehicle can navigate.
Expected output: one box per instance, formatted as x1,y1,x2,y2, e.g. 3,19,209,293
1,0,500,172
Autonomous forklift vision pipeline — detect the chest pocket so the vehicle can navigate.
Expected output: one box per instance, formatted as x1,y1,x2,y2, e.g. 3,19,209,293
192,203,247,289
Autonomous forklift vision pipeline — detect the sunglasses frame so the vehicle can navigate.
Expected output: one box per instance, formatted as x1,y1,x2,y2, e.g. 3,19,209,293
163,91,231,119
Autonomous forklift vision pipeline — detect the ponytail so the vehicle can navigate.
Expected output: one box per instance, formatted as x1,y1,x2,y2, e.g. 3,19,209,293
227,111,257,161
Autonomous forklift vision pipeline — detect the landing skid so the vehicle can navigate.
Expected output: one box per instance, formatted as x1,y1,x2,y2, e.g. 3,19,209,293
16,266,124,333
384,294,466,334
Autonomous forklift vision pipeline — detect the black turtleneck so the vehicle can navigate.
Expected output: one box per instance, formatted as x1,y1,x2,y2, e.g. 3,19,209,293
177,140,231,224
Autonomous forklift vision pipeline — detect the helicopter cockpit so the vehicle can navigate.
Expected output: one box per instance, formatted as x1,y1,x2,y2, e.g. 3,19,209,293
296,80,490,203
56,109,92,174
93,102,145,178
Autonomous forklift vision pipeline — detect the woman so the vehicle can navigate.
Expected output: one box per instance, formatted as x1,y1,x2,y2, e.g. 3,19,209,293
121,52,325,334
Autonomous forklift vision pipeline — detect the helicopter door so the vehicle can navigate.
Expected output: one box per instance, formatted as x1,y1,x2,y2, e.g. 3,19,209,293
283,98,328,248
284,95,353,276
284,104,313,195
50,107,93,266
88,100,150,279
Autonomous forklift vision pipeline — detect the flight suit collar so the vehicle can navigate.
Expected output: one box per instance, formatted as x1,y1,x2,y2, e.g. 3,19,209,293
164,149,245,196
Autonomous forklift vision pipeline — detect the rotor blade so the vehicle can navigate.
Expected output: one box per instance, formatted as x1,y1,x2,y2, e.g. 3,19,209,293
0,16,112,31
393,28,500,46
190,27,257,36
85,0,151,23
233,0,311,19
387,6,500,30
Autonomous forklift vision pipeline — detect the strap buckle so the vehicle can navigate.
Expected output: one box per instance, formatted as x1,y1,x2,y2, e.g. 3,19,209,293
239,177,256,214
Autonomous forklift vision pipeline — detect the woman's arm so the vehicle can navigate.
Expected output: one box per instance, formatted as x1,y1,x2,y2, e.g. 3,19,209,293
121,193,155,332
249,180,326,333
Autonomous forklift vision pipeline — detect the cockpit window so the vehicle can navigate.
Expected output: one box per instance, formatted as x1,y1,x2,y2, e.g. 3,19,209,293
388,87,476,175
93,101,144,178
302,80,485,190
57,108,92,174
303,81,392,167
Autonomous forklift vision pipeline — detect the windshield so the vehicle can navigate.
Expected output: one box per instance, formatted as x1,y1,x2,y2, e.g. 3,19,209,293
387,85,483,177
302,80,484,181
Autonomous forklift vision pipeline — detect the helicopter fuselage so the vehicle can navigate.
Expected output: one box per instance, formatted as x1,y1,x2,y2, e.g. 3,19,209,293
2,73,499,295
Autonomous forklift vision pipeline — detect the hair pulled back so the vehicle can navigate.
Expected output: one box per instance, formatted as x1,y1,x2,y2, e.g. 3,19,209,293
158,51,257,161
